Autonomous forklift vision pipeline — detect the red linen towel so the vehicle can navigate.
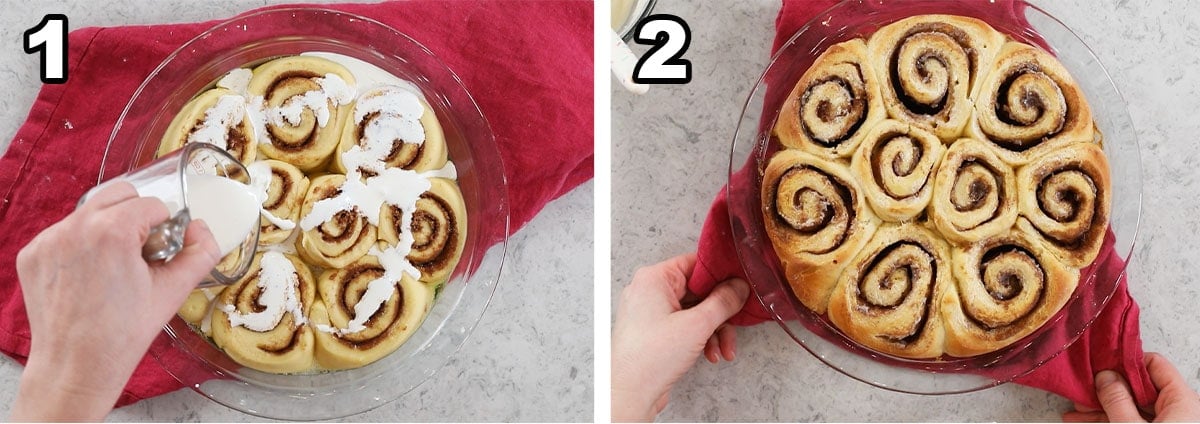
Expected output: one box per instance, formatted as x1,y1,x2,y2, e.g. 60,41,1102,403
0,1,592,407
687,0,1155,410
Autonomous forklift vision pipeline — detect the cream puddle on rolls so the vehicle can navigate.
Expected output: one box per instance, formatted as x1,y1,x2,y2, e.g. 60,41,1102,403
163,51,468,374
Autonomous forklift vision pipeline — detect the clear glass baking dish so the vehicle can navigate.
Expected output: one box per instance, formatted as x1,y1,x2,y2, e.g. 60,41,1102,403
727,0,1141,394
100,7,508,419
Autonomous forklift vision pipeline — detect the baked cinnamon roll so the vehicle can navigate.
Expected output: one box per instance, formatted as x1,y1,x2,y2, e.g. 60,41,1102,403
774,39,886,159
929,138,1018,244
763,150,880,313
1016,142,1111,267
969,41,1094,165
941,226,1078,357
867,15,1006,142
248,56,356,171
850,119,944,222
827,224,951,358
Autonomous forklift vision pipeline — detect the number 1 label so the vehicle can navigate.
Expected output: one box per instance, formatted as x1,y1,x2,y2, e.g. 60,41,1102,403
632,15,692,84
24,14,69,84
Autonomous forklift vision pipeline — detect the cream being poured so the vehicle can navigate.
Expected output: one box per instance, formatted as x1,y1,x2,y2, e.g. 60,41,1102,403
246,161,297,231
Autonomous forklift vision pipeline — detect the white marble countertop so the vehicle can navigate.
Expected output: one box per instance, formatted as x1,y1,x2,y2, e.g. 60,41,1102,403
613,0,1200,421
0,1,592,421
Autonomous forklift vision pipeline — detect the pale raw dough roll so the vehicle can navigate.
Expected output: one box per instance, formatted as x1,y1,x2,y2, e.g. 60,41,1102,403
159,88,257,164
762,150,880,314
379,178,467,286
1016,142,1111,267
334,86,447,173
828,224,951,358
255,160,310,245
941,225,1078,357
249,56,356,171
211,252,317,374
850,119,944,222
968,41,1094,165
929,138,1018,244
774,39,886,159
867,15,1006,142
178,287,224,337
296,174,378,268
311,254,434,370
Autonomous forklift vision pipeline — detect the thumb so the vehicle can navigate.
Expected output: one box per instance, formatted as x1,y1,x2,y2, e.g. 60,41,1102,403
682,277,750,334
1095,370,1146,422
152,220,222,295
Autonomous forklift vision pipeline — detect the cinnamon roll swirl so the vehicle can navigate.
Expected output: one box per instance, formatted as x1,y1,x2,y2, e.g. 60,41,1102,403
763,150,880,313
969,42,1094,165
867,15,1005,142
850,120,945,222
311,254,434,370
379,178,467,286
1016,143,1111,267
929,138,1018,244
159,88,257,164
941,226,1078,357
774,39,886,159
828,224,951,358
211,252,317,374
248,56,356,171
249,160,310,245
334,86,448,174
296,174,377,268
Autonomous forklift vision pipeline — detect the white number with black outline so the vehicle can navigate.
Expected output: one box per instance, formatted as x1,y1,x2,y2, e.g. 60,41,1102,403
24,14,69,84
632,15,692,84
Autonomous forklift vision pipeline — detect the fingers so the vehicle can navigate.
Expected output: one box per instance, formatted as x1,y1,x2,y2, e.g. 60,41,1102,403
150,220,221,296
1095,370,1147,423
624,253,698,314
703,335,719,364
716,324,737,361
102,197,173,242
681,277,750,334
1144,352,1187,391
78,181,139,212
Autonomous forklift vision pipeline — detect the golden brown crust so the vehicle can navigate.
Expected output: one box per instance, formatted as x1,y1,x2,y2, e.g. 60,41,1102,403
774,39,887,159
867,15,1006,142
850,120,945,222
1016,142,1111,267
827,224,950,358
929,138,1019,244
762,150,880,313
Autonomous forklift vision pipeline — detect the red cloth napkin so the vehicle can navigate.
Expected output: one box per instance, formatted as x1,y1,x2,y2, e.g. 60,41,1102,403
688,0,1156,411
0,1,592,407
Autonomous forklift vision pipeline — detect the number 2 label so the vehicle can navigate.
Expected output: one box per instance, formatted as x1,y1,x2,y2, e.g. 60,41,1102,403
632,15,692,84
24,14,69,84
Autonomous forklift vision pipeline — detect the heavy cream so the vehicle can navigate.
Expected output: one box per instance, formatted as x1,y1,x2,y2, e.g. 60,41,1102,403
222,250,307,331
265,74,354,128
301,51,426,101
184,174,261,256
355,86,427,148
316,246,415,336
186,95,246,150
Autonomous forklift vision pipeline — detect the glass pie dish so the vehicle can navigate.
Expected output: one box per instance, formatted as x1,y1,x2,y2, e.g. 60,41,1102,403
99,8,508,419
726,0,1141,394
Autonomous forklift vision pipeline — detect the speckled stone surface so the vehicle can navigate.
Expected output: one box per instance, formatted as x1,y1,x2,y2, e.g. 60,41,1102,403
612,0,1200,421
0,1,592,421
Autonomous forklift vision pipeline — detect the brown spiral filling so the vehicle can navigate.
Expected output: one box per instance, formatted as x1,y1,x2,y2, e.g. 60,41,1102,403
799,70,869,147
987,64,1068,149
262,167,293,212
330,265,404,350
855,242,937,344
888,24,975,118
408,193,458,273
229,270,304,354
264,72,324,151
961,245,1046,334
949,159,1004,231
1033,167,1098,248
870,131,931,200
772,165,856,254
354,111,426,170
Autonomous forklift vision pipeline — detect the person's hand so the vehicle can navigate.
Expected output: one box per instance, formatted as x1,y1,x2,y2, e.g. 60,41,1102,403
611,252,750,422
1063,353,1200,422
10,182,221,421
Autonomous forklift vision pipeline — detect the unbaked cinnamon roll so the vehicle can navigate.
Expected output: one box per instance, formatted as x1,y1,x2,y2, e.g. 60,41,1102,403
334,86,447,174
296,174,377,268
867,15,1006,142
249,160,310,245
159,88,257,164
969,41,1094,165
929,138,1018,244
827,224,951,358
941,226,1078,357
850,119,944,222
248,56,356,171
211,252,317,374
1016,143,1111,267
763,150,880,313
311,253,434,370
774,39,886,159
379,178,467,286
